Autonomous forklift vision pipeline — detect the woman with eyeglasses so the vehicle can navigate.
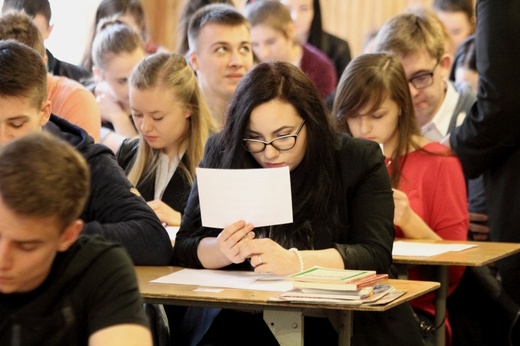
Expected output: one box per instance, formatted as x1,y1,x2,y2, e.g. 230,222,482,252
333,53,468,345
171,61,423,345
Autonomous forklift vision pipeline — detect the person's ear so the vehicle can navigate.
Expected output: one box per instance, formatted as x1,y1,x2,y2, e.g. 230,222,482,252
39,100,52,127
41,23,54,41
57,220,83,252
439,53,452,79
189,51,199,71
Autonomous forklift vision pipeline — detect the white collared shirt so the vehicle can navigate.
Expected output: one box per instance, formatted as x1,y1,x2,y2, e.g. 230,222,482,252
421,82,465,141
154,151,185,200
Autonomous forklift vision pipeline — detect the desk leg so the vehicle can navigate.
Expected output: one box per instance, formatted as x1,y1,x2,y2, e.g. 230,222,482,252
263,309,303,346
337,310,352,346
435,266,448,346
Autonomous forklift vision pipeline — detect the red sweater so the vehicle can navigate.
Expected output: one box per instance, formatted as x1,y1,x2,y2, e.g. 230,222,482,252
389,142,469,343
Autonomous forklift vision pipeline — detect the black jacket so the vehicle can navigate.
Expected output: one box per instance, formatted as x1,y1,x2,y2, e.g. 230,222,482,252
46,49,91,83
449,0,520,304
44,115,172,265
449,0,520,243
117,137,192,216
170,133,423,346
172,133,394,273
310,31,351,79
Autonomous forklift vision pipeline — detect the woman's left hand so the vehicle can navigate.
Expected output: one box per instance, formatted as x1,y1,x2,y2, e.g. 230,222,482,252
147,199,181,226
244,238,301,276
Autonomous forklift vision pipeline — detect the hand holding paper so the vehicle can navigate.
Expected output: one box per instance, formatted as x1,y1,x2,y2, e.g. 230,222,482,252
218,220,255,264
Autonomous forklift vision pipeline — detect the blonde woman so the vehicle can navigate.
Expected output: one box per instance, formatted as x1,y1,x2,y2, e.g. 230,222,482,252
117,52,215,227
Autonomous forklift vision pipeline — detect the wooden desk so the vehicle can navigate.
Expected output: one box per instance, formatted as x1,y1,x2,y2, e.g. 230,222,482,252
393,239,520,346
136,266,440,346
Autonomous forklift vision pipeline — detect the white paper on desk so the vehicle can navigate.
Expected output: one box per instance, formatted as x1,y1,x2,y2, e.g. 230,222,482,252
392,241,477,257
196,167,293,228
151,268,293,292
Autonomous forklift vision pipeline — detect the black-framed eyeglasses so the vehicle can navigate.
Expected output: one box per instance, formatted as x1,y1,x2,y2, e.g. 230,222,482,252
408,60,440,89
242,119,306,153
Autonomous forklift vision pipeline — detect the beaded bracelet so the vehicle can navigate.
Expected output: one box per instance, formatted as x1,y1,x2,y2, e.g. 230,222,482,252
289,248,304,272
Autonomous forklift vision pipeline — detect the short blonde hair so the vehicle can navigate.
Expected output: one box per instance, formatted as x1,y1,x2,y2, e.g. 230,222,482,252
376,8,448,61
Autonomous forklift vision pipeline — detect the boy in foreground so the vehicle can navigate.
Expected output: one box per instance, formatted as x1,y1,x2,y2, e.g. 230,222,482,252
0,132,152,345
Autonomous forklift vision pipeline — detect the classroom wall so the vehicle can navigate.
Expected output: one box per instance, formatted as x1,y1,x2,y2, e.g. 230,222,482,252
141,0,435,58
0,0,445,66
319,0,435,58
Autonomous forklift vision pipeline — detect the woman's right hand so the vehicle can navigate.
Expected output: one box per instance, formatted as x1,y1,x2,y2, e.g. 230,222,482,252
217,220,255,264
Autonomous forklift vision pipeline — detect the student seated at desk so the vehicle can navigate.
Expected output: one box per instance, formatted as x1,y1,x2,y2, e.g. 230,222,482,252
333,53,469,345
0,40,171,266
117,52,215,227
0,132,151,346
172,61,423,346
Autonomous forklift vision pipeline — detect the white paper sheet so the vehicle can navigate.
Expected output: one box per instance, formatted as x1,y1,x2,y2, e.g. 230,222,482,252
196,167,293,228
392,241,477,257
151,268,293,292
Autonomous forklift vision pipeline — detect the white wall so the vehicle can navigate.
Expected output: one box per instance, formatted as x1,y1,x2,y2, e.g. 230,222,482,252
46,0,102,65
0,0,102,65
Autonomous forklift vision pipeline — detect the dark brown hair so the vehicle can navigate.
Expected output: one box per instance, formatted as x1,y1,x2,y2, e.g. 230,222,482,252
203,62,340,248
0,132,90,231
333,53,419,187
176,0,234,55
0,39,47,110
187,3,248,52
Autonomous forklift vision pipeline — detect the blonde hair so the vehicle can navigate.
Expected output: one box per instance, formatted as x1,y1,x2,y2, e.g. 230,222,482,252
127,52,215,186
376,8,449,61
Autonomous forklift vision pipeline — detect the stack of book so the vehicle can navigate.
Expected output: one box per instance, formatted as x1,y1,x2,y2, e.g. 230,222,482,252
280,266,402,305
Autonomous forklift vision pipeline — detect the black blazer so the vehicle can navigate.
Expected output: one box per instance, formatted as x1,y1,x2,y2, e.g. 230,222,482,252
117,138,191,216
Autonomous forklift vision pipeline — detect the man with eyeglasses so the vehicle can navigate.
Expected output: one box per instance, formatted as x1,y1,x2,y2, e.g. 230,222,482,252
375,8,476,143
374,8,484,345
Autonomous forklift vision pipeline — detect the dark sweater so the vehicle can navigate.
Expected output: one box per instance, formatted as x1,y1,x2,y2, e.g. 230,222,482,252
44,115,172,265
0,236,149,346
